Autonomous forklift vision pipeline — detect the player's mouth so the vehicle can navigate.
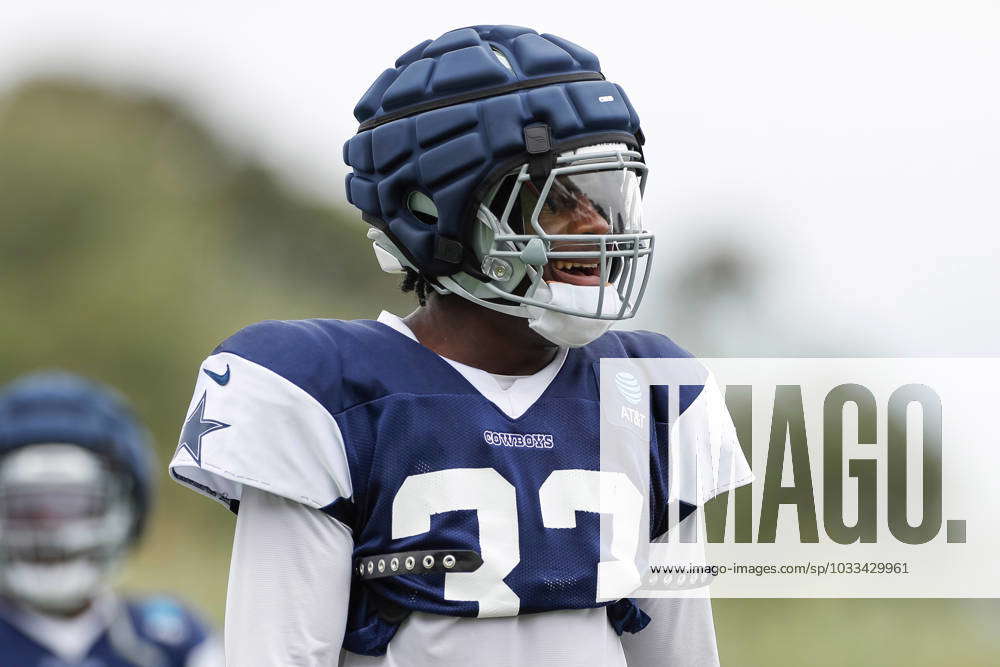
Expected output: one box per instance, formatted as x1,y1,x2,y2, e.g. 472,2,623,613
545,259,602,286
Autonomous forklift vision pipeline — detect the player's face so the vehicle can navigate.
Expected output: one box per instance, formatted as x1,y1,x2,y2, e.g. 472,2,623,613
0,444,132,614
517,167,644,287
535,179,610,286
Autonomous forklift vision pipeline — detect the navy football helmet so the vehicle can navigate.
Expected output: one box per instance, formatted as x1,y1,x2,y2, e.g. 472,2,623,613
344,25,652,322
0,372,154,612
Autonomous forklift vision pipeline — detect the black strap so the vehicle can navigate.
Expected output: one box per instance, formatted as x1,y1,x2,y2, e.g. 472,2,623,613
356,549,483,580
523,123,554,192
433,235,464,264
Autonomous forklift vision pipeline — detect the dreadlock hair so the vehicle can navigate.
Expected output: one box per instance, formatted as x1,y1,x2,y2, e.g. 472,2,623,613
400,267,432,307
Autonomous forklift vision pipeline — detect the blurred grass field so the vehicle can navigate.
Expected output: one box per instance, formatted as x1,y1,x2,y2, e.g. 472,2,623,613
1,79,996,665
0,77,410,622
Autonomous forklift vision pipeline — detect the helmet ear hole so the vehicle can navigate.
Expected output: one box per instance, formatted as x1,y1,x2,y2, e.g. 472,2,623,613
490,47,514,71
407,191,438,225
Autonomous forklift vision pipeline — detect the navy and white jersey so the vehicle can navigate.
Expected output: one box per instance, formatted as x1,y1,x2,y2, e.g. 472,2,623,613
170,312,751,657
0,594,221,666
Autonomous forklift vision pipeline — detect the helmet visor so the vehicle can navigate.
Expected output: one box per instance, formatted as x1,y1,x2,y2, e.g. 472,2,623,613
522,168,643,238
0,485,117,561
0,446,131,563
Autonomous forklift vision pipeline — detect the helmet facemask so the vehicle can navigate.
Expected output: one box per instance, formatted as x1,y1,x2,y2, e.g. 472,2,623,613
437,142,653,321
0,444,134,613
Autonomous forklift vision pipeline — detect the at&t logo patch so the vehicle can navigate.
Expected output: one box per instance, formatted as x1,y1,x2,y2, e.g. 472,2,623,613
615,371,643,405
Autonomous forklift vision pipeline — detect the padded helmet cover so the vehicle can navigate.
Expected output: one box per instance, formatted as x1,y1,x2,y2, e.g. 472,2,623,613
343,25,643,277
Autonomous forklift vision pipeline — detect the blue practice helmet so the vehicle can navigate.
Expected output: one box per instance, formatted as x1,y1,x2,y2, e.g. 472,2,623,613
345,25,653,322
0,372,154,542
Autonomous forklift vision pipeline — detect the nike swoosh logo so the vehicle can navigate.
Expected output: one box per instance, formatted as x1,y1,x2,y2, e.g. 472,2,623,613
203,365,231,386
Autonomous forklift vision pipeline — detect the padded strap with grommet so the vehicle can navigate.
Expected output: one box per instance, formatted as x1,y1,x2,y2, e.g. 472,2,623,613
356,549,483,579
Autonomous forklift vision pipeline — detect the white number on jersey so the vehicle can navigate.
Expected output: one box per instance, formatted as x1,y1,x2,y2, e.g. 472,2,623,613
392,468,642,617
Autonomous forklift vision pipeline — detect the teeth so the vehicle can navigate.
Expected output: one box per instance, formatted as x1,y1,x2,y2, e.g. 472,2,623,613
553,260,597,271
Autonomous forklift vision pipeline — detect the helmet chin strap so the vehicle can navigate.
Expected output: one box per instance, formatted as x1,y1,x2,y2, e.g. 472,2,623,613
525,282,620,347
432,276,620,348
370,228,623,347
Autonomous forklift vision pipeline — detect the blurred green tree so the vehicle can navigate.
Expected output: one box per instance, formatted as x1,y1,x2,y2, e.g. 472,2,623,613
0,78,412,621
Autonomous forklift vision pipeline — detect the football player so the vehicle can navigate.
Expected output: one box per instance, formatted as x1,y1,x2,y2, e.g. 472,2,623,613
170,25,752,666
0,372,223,666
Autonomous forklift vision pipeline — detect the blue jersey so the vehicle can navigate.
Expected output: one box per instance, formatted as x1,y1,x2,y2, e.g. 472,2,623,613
170,317,751,656
0,596,212,666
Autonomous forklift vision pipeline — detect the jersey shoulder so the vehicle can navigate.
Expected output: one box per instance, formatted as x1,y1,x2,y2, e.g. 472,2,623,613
214,319,352,397
215,317,365,359
125,595,212,658
605,328,696,360
172,321,365,511
214,317,471,413
597,328,709,420
213,318,397,412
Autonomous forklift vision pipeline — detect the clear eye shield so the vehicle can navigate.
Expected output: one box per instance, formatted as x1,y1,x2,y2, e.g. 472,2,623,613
0,444,132,560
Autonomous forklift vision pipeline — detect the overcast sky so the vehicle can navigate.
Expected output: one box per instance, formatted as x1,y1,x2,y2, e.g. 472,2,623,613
2,1,997,353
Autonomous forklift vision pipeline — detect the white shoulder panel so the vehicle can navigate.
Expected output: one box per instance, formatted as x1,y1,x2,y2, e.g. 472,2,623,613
670,373,754,507
169,352,353,510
